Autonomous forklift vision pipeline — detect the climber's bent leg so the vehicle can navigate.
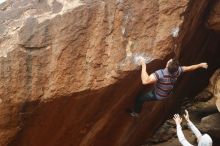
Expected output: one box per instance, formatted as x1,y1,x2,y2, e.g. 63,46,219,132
134,90,157,113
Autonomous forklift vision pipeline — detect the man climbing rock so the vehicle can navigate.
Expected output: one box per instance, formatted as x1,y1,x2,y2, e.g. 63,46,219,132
173,110,212,146
129,58,208,117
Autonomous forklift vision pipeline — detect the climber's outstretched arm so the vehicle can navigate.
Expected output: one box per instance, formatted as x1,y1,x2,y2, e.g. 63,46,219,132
182,62,208,72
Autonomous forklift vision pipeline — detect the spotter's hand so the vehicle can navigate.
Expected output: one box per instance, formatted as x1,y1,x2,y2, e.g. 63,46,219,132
184,110,190,121
173,114,182,125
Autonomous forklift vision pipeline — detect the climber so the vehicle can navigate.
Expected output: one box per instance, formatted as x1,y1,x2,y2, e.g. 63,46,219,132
129,58,208,117
173,110,212,146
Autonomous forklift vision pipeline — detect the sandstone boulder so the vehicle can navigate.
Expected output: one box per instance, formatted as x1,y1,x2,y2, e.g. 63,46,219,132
200,113,220,139
0,0,190,145
205,69,220,112
0,0,219,146
207,0,220,31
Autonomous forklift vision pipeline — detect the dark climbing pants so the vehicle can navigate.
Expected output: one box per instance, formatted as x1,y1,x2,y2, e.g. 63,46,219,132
134,90,158,113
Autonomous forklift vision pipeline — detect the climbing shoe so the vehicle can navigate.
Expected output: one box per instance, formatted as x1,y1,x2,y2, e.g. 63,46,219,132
127,108,139,117
130,111,139,117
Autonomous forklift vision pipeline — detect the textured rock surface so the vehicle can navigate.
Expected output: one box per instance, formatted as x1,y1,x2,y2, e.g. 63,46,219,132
0,0,219,146
201,113,220,139
194,69,220,111
197,69,220,143
206,69,220,111
0,0,189,145
0,0,189,100
207,0,220,31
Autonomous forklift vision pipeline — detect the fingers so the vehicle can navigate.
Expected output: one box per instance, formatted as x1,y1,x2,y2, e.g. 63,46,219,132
201,62,208,69
204,63,208,69
173,114,184,119
139,57,145,64
167,59,172,64
185,110,189,116
173,114,177,118
173,115,177,121
173,114,182,124
173,114,181,119
184,110,188,117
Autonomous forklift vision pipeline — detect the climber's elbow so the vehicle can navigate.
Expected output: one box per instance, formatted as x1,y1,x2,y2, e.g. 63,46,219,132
142,75,156,85
142,78,149,85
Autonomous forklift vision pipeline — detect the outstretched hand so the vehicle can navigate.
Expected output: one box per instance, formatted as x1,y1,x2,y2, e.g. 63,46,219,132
200,62,208,69
173,114,182,125
183,110,190,121
139,57,145,65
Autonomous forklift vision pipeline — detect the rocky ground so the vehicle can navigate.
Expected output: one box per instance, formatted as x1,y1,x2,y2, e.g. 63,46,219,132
142,100,219,146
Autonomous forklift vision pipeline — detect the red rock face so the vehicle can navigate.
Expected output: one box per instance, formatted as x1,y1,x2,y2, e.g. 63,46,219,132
0,0,219,146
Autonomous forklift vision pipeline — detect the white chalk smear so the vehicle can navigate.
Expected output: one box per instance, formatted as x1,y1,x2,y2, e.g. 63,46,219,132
0,0,6,5
132,53,154,66
171,27,180,38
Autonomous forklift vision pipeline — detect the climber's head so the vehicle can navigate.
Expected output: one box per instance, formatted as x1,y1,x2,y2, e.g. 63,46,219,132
198,134,212,146
166,58,179,74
